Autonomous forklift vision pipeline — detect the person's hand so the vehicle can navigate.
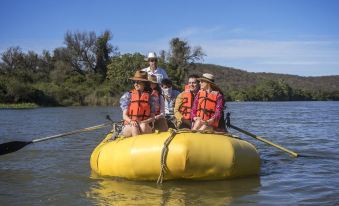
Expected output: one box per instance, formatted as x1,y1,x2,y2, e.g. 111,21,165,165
155,114,164,120
177,119,182,127
129,120,138,127
193,117,201,121
205,118,214,126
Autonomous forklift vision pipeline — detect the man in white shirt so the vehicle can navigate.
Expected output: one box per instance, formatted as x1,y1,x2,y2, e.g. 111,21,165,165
142,52,168,84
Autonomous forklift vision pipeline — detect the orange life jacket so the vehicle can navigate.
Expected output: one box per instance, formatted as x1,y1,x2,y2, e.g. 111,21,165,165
151,89,161,115
126,89,151,124
178,85,194,120
196,90,220,128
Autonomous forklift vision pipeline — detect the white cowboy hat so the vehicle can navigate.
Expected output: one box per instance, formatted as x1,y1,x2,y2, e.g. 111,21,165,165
145,52,158,61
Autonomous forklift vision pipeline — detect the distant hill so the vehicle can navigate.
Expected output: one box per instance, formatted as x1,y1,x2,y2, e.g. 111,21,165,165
190,63,339,92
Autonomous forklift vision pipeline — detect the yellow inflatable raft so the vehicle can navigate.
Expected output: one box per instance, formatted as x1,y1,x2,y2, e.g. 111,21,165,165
90,130,260,181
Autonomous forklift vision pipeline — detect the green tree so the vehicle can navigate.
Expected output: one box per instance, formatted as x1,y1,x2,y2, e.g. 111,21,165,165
95,30,118,81
106,53,147,95
166,38,205,86
277,79,293,100
64,31,97,73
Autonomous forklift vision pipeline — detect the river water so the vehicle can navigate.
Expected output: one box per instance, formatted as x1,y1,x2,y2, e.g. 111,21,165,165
0,102,339,205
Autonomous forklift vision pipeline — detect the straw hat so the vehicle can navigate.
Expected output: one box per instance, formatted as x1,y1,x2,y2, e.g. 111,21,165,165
145,52,158,61
198,73,216,85
129,70,149,82
148,74,158,84
198,73,221,91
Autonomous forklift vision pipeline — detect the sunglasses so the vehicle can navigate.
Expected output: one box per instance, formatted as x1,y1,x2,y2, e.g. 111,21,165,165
149,59,157,62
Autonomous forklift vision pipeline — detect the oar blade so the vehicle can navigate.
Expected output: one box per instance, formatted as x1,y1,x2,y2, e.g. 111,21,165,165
0,141,31,156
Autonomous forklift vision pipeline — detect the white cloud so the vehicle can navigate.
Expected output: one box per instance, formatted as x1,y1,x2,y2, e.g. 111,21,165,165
200,39,339,59
188,37,339,76
177,26,222,38
1,26,339,76
121,26,339,76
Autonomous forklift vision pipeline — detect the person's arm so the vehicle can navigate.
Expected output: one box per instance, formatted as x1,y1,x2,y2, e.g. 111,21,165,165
206,93,224,125
120,92,130,111
191,93,199,121
120,93,138,126
156,95,166,119
122,109,131,124
174,92,184,122
144,95,156,123
161,68,168,79
149,95,157,114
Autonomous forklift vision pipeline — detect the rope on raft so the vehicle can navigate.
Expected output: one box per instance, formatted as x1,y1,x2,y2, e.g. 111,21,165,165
157,129,177,184
156,128,237,184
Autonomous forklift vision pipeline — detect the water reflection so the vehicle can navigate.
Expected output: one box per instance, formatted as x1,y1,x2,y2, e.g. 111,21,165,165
87,175,260,205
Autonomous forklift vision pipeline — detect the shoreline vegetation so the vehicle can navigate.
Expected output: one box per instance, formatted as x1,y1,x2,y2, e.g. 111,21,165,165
0,103,39,109
1,30,339,107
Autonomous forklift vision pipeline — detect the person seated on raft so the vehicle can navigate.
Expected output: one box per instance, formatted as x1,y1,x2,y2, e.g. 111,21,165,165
120,70,155,137
161,78,180,129
191,73,225,131
174,74,200,129
148,74,168,131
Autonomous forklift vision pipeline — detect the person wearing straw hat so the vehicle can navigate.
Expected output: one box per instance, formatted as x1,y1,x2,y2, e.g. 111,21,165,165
148,74,168,131
142,52,168,84
191,73,225,131
120,70,155,137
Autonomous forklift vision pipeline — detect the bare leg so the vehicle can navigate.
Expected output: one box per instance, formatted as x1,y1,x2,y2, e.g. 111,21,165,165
139,123,152,134
131,125,140,136
122,125,133,137
198,124,208,131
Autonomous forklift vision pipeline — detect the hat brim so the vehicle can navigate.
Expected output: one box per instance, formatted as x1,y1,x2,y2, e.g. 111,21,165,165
198,77,221,91
129,77,150,82
197,77,215,85
145,57,158,61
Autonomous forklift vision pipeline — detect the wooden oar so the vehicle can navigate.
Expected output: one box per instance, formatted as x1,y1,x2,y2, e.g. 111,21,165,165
226,113,299,157
0,122,112,156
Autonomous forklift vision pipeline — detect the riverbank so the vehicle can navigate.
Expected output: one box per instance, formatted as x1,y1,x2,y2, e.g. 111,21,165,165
0,103,39,109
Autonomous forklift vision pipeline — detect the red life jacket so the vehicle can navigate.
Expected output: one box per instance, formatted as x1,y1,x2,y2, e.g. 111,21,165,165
178,85,194,120
126,89,151,124
151,89,161,115
196,90,220,128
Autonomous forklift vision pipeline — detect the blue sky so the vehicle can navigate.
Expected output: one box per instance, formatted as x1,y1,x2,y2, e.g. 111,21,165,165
1,0,339,76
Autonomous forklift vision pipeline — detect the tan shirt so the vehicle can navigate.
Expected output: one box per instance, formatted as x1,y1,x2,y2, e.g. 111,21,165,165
174,92,185,123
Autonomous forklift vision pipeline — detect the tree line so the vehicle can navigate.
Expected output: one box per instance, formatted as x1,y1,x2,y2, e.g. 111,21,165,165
0,30,338,106
191,64,339,101
0,31,204,106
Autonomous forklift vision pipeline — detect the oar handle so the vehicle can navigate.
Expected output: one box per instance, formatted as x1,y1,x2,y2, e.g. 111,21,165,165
230,124,299,157
1,117,124,156
32,123,111,143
